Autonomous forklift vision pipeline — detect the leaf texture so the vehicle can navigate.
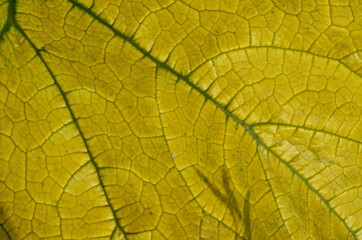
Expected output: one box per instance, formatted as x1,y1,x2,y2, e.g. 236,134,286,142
1,0,362,239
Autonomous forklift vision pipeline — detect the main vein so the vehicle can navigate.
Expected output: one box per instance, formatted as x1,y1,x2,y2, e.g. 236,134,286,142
8,0,128,238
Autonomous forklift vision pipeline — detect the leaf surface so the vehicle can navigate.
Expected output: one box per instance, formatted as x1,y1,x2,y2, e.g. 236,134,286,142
1,0,362,239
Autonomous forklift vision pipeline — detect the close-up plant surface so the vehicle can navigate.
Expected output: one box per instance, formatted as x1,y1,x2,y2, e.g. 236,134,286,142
1,0,362,239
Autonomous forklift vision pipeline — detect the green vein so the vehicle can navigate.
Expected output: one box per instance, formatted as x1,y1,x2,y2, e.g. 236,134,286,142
0,0,15,43
10,11,128,240
0,223,11,240
67,1,358,238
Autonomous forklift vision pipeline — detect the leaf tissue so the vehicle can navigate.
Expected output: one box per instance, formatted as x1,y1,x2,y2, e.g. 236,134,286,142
1,0,362,239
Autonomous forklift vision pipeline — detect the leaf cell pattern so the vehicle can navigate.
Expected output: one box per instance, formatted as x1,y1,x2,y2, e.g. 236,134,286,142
1,0,362,239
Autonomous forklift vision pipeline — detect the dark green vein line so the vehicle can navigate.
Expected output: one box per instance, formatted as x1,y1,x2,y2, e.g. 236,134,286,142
12,20,128,240
0,0,16,43
66,1,257,139
68,1,356,238
0,223,12,240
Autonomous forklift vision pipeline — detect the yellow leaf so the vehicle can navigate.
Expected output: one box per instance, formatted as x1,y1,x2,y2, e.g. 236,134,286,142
1,0,362,239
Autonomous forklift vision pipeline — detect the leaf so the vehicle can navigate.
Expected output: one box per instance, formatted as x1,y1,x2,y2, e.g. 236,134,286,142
1,0,362,239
